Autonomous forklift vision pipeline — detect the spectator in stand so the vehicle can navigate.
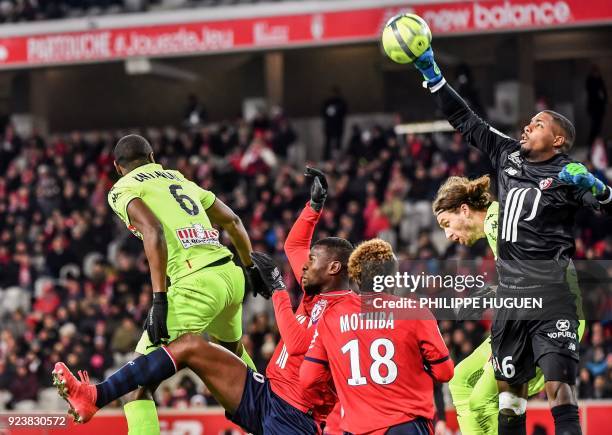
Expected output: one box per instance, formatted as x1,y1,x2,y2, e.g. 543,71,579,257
88,336,114,380
321,86,348,160
184,94,208,128
401,164,433,245
586,64,608,147
0,359,12,391
363,181,390,240
8,359,39,408
232,133,278,176
33,283,60,315
270,112,297,159
110,318,139,354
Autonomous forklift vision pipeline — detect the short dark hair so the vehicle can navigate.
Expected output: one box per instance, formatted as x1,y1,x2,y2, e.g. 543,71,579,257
542,110,575,152
114,134,153,167
312,237,353,274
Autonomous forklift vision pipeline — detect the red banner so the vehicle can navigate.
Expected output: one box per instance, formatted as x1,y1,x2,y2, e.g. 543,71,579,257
0,0,610,68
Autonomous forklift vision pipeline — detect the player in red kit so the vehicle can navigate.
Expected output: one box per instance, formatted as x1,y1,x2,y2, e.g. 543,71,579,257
300,239,454,435
264,167,350,427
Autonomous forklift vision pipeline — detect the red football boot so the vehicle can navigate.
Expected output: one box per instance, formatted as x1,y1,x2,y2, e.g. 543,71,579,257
52,362,99,423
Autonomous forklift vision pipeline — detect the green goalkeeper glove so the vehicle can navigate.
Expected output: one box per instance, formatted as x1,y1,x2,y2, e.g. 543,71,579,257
559,162,606,196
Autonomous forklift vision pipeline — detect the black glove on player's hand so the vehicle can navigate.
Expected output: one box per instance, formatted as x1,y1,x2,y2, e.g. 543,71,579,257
245,263,267,298
304,167,328,211
145,292,170,346
249,252,287,299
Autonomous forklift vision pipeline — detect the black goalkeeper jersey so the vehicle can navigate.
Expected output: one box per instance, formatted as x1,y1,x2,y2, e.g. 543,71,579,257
433,82,611,292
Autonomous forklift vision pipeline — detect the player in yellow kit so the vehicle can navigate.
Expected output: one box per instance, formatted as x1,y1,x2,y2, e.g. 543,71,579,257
107,134,257,435
432,175,585,435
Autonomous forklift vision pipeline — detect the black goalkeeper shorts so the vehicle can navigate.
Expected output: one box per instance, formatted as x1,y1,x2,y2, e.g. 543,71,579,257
491,291,579,385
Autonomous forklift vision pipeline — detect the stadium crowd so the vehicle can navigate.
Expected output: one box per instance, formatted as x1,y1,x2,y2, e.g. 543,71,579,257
0,107,611,410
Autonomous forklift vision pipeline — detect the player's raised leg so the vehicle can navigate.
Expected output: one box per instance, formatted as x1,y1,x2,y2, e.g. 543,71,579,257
53,333,247,423
121,257,256,432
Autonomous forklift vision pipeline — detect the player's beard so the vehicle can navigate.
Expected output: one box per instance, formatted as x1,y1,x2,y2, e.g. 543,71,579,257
302,281,323,296
519,144,531,158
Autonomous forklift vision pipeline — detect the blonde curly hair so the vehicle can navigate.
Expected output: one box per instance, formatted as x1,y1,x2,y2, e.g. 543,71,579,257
432,175,492,216
348,239,396,290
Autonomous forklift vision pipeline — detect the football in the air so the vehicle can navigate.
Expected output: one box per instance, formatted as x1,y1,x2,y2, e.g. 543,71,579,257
381,13,432,64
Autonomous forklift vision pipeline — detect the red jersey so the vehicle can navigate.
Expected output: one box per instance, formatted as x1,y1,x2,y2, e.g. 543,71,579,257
266,204,338,423
300,292,454,435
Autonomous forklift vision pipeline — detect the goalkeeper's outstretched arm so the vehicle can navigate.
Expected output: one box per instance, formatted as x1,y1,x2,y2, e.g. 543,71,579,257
413,49,517,169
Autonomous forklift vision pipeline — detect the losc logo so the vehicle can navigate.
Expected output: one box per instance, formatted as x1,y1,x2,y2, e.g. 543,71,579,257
556,319,570,332
539,177,553,190
310,299,328,325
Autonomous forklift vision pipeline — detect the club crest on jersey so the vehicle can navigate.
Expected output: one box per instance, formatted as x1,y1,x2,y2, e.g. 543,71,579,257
176,224,222,249
508,150,522,166
539,177,553,190
309,299,328,325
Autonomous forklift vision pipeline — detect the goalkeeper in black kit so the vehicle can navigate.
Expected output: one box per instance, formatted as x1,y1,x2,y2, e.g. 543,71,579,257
409,46,612,435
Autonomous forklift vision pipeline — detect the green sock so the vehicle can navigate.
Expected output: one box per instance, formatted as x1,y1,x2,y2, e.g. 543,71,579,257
239,345,257,371
124,400,160,435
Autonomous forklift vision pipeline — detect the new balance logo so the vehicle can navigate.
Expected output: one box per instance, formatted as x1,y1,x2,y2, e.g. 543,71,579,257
504,167,518,176
501,187,541,242
508,150,523,166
